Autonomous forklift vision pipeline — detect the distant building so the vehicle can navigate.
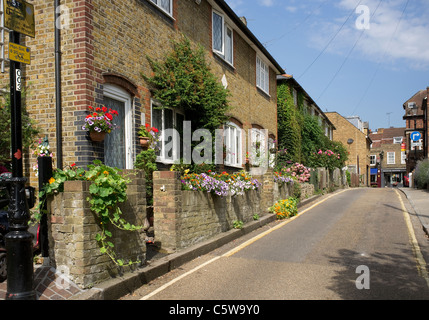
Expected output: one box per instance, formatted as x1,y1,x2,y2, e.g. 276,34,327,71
325,112,372,186
369,127,407,188
402,88,429,173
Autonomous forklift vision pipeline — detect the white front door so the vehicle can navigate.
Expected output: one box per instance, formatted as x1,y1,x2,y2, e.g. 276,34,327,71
103,85,133,169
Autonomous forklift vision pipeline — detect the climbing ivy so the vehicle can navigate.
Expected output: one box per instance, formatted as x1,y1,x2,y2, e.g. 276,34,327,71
143,36,230,136
277,81,348,170
277,82,303,166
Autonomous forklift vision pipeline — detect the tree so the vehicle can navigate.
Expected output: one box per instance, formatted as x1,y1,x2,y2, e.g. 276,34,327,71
0,90,40,169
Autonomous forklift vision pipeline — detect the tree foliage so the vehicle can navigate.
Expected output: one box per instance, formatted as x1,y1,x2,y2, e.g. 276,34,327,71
0,90,40,167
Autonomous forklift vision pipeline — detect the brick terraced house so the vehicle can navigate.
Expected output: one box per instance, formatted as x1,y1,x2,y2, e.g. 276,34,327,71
1,0,284,181
325,112,372,186
402,88,429,174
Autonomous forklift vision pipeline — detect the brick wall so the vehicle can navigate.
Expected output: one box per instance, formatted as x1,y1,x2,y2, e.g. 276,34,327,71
153,170,295,253
47,170,146,288
326,112,370,185
2,0,280,185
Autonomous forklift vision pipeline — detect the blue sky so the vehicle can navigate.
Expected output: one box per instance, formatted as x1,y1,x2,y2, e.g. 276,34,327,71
225,0,429,130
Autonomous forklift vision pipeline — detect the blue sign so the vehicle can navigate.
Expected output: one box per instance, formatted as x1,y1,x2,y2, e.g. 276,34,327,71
411,131,422,142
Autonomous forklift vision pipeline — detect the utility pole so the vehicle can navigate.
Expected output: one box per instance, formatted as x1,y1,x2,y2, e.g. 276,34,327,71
387,112,393,128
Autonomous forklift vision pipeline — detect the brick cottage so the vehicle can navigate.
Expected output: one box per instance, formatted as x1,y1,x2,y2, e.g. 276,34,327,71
2,0,284,179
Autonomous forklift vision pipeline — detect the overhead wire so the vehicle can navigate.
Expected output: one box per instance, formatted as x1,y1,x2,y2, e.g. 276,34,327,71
350,0,410,116
297,0,364,80
316,0,384,102
263,0,328,48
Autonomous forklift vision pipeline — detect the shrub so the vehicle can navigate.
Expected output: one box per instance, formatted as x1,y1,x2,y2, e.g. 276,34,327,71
414,159,429,189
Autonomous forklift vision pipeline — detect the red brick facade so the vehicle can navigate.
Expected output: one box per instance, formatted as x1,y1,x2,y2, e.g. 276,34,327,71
402,87,429,173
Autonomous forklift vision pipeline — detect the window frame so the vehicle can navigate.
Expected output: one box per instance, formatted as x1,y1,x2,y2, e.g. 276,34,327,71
393,137,403,144
387,152,395,165
224,122,242,167
256,56,269,95
150,0,173,17
370,155,377,166
151,100,184,164
212,10,234,66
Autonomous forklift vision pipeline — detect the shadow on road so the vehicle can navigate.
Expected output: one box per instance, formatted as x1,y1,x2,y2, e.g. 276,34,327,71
325,245,429,300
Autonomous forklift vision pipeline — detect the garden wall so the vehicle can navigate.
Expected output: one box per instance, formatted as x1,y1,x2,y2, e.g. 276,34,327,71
153,170,295,253
47,170,147,289
45,167,346,287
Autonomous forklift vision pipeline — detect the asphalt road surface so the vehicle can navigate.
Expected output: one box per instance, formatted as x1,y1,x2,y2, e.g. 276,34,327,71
122,188,429,300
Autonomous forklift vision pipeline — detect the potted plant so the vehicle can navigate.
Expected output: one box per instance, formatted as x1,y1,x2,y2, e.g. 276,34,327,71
82,106,119,142
138,124,159,150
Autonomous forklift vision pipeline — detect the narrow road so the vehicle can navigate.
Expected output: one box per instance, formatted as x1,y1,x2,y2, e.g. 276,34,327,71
123,188,429,300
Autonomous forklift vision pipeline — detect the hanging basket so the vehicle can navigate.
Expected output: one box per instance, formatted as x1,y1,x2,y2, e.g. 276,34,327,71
139,137,151,149
89,131,106,142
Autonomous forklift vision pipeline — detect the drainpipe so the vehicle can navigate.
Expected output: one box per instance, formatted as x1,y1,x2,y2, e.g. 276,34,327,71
55,0,63,169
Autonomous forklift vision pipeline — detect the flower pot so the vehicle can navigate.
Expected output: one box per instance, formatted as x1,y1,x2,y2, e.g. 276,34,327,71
140,137,150,149
89,131,106,142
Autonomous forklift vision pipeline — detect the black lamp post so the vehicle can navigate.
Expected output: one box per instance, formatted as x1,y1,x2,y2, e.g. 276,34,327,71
5,30,36,300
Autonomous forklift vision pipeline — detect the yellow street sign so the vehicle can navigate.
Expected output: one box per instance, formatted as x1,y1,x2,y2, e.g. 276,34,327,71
4,0,35,38
9,42,31,65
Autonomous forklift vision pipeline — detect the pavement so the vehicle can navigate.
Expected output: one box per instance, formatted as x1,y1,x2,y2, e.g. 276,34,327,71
1,187,428,300
399,187,429,237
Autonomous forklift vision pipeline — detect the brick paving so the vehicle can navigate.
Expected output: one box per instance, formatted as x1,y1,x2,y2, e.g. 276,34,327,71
0,264,85,300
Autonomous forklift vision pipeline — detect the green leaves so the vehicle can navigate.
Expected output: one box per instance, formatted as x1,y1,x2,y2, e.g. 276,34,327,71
37,160,142,267
277,82,348,171
143,35,230,137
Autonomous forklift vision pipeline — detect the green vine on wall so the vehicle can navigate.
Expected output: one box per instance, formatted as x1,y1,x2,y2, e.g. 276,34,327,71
277,81,348,170
37,160,143,267
277,82,303,166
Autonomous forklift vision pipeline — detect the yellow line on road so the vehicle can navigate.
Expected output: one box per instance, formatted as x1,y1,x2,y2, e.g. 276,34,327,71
223,188,351,257
395,189,429,289
140,189,351,300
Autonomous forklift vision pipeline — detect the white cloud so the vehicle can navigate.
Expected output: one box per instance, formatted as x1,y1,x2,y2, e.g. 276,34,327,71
285,6,298,13
258,0,275,7
310,0,429,69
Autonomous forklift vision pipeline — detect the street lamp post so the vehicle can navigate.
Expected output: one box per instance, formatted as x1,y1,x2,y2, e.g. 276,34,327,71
5,30,36,300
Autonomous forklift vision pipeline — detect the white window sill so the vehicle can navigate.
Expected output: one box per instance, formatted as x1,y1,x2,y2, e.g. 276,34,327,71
213,51,235,69
146,0,176,21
